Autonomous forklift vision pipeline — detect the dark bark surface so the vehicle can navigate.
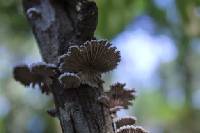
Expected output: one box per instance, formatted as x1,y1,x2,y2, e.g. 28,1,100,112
22,0,113,133
23,0,97,64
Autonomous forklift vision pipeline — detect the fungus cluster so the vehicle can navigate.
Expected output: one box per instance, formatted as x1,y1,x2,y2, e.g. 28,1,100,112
13,40,148,133
14,62,57,94
99,83,148,133
58,40,120,88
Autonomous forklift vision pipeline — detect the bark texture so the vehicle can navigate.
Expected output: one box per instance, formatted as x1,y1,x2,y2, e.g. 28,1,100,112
22,0,113,133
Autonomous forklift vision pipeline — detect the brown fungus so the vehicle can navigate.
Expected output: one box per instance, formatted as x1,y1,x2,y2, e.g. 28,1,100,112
31,62,57,77
78,72,103,88
59,40,121,74
108,83,136,102
116,125,148,133
113,116,137,129
13,62,57,94
102,82,136,110
59,72,81,89
13,64,35,86
98,83,136,120
58,40,120,87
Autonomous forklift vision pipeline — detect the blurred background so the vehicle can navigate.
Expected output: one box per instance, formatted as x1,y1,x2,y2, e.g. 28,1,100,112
0,0,200,132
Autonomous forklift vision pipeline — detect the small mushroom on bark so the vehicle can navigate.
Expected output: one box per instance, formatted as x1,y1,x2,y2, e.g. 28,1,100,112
59,40,120,88
14,64,34,86
13,62,57,94
98,82,136,116
113,116,137,129
59,72,81,89
116,125,148,133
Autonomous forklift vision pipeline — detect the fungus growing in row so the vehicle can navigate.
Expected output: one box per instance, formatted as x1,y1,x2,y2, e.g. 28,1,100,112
97,83,146,132
13,39,148,133
58,40,121,87
13,62,57,94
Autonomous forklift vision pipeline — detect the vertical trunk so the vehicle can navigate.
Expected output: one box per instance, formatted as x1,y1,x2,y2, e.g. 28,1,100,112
22,0,113,132
52,81,113,133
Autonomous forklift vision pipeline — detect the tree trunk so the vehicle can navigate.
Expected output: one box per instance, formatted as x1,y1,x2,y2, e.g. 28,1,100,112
22,0,113,132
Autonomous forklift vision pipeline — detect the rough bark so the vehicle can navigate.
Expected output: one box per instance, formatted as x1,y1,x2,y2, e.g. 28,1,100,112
22,0,113,133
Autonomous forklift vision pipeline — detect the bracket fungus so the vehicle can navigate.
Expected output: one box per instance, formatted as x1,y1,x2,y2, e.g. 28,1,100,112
13,62,57,94
58,40,121,87
113,116,137,129
31,62,57,76
116,125,148,133
13,64,34,87
98,82,148,132
99,82,136,115
59,72,81,89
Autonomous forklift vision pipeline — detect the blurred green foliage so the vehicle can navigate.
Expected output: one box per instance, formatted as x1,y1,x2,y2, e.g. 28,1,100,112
1,0,200,133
